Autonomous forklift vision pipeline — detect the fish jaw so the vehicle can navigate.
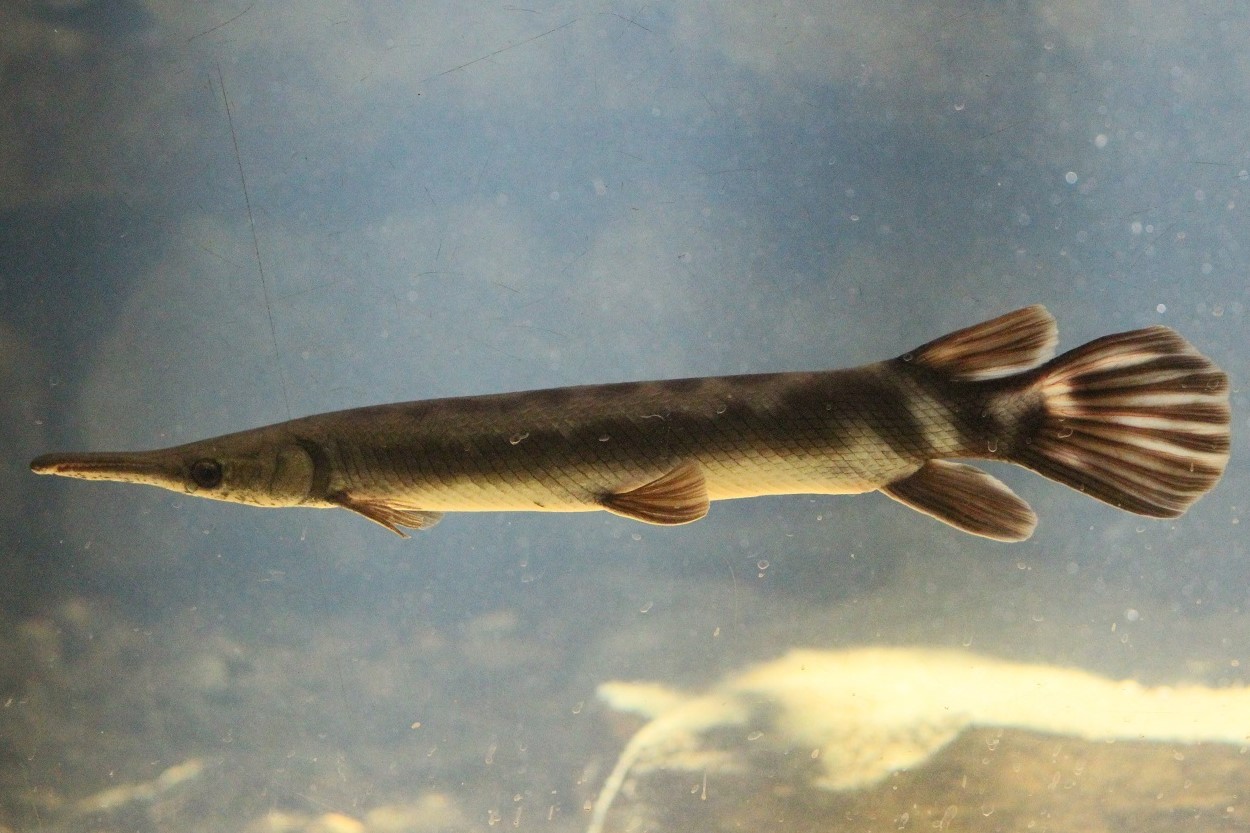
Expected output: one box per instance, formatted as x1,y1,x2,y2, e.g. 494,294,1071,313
30,436,318,509
31,450,186,487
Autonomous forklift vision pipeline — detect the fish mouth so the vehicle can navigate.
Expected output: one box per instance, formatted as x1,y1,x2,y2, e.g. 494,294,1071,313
30,452,175,483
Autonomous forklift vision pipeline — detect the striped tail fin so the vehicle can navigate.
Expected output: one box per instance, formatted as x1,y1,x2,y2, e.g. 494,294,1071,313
1010,325,1230,517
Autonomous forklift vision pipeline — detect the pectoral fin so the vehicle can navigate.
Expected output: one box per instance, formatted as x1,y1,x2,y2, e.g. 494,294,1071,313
601,461,709,525
880,460,1037,542
329,492,443,537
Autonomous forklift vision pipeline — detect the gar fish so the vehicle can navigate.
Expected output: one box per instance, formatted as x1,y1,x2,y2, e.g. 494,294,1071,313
30,306,1230,541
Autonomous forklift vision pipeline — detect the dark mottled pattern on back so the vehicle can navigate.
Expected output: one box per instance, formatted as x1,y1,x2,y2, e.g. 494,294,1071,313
29,305,1229,537
778,369,931,462
284,364,983,505
886,360,1022,460
657,377,706,394
526,386,577,407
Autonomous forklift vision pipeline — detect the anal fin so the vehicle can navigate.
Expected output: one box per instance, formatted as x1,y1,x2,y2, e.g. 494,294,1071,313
329,491,443,537
880,460,1037,542
601,461,709,525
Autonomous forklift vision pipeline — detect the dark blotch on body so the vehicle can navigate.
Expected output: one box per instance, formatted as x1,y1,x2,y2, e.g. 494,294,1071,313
778,367,931,460
723,372,786,388
527,386,577,407
658,377,704,394
598,381,646,398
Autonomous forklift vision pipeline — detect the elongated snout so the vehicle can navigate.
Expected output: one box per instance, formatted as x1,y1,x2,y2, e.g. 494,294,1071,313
31,435,317,510
31,451,184,487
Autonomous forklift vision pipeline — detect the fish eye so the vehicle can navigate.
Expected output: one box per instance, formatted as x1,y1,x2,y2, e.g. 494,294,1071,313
189,459,224,489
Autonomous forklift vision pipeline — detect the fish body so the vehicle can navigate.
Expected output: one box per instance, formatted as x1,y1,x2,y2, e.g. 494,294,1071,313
30,306,1230,541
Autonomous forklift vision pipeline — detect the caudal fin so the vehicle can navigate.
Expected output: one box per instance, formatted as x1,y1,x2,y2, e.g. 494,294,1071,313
1010,325,1230,517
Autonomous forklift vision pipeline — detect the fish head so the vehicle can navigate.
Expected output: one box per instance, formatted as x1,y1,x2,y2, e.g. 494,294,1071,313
30,427,316,509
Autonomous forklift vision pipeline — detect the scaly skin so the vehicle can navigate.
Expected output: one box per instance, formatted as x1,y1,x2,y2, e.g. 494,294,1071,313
30,306,1229,540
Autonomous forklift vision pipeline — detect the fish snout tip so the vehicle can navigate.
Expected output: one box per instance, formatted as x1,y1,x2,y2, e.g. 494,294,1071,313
28,451,169,482
30,454,62,475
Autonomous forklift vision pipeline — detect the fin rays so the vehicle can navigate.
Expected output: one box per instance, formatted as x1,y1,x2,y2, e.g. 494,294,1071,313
29,306,1229,542
881,460,1037,542
907,305,1058,380
328,492,443,536
891,308,1228,536
600,461,710,525
1008,324,1230,518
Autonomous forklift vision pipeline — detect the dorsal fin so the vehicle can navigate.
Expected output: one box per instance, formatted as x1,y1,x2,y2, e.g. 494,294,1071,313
904,305,1057,380
601,461,709,525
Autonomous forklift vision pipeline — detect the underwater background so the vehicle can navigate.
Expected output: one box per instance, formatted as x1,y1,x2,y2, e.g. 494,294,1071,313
3,2,1248,831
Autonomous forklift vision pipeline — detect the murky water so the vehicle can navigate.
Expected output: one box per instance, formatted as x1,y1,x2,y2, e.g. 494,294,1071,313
4,3,1247,831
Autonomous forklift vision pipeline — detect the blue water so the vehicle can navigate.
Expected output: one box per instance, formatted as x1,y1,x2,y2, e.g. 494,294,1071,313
3,3,1247,831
